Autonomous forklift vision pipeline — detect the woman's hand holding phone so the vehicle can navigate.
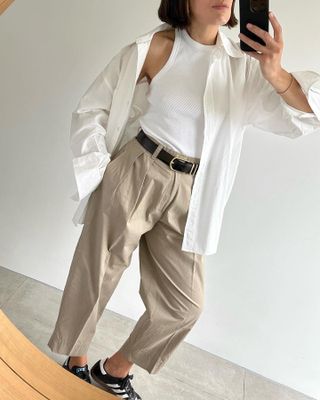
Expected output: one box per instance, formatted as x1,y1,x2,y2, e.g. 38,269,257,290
239,11,284,83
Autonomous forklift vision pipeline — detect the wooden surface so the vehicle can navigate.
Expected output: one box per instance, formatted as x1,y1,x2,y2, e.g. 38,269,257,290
0,308,116,400
0,0,14,15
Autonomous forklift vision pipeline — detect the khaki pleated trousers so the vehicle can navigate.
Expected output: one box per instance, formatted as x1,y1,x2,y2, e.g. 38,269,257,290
47,132,205,374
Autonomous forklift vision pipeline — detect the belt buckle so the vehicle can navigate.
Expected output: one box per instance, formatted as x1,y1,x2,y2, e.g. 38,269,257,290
169,155,197,175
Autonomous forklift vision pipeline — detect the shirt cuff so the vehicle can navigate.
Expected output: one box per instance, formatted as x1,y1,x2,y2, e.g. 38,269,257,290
71,151,110,201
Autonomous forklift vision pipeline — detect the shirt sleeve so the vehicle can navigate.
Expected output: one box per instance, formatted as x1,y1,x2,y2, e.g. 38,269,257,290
69,44,129,202
243,57,320,139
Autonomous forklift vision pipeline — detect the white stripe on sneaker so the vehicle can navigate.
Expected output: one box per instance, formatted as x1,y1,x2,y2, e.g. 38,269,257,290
99,358,108,375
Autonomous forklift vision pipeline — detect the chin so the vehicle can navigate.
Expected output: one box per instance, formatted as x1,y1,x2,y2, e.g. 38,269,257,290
209,17,228,25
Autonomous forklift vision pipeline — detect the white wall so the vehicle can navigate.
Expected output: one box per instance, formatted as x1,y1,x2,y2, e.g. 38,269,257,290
1,1,319,398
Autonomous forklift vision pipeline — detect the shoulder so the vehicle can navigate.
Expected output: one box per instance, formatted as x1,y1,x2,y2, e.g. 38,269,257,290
137,28,175,83
148,28,175,56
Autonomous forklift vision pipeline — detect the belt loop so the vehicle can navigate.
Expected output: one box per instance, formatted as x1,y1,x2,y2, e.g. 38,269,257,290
151,143,164,159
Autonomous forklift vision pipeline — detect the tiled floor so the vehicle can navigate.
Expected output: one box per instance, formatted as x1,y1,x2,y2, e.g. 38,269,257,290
0,265,315,400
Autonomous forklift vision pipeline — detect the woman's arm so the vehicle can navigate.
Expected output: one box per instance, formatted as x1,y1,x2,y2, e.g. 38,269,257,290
269,68,313,113
241,11,320,138
69,44,131,201
243,57,320,138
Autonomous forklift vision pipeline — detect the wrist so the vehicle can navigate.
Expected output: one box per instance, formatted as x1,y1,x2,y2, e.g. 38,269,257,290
269,68,294,94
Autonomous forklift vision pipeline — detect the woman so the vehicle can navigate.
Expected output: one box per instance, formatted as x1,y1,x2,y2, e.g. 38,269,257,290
47,1,320,399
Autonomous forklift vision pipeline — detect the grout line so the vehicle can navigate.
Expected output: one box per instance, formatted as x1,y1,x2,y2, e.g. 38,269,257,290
0,275,29,308
242,368,246,400
172,375,227,400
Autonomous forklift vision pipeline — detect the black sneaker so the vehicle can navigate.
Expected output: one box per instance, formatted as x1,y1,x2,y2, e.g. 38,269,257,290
90,357,142,399
62,356,91,384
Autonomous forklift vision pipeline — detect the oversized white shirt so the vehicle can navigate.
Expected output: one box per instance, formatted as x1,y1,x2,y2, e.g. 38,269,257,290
69,21,320,256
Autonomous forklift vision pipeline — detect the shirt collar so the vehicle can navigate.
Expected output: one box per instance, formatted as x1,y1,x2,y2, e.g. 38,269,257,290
135,22,245,59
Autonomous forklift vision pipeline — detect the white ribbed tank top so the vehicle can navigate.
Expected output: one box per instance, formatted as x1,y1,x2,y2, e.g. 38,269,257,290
139,27,216,158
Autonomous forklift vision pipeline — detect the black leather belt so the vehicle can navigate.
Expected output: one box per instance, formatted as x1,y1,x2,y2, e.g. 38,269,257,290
135,129,200,175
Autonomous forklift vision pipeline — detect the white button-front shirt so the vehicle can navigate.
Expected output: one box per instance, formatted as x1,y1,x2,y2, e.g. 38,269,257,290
69,22,320,256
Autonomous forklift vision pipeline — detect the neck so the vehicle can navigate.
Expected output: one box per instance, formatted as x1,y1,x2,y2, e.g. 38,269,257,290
186,22,219,45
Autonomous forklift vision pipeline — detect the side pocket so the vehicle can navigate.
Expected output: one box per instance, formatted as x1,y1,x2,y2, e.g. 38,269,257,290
110,143,128,162
99,145,128,186
109,136,137,163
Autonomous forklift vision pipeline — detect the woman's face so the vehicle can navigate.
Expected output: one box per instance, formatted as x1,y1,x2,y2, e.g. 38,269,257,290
188,0,234,26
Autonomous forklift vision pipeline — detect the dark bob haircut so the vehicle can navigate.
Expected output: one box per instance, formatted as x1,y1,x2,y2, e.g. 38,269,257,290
158,0,238,29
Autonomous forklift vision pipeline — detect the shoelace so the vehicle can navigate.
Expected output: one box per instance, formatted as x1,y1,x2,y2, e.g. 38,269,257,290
119,374,135,397
73,366,90,380
76,368,88,378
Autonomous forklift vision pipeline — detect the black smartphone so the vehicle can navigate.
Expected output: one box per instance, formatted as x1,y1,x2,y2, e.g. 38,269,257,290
239,0,269,52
